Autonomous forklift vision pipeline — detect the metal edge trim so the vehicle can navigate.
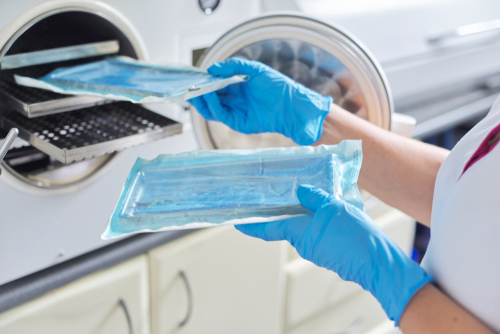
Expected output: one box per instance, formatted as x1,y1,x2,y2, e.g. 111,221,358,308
0,88,110,117
62,123,183,163
0,88,28,113
26,97,110,117
24,122,182,164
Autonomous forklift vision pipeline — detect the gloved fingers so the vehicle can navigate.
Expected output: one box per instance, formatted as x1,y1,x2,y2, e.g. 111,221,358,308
207,57,260,77
203,92,236,126
296,185,332,212
235,222,283,241
188,96,215,121
235,217,306,242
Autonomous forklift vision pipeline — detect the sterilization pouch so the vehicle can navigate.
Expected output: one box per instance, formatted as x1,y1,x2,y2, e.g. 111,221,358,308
102,141,364,239
14,56,248,103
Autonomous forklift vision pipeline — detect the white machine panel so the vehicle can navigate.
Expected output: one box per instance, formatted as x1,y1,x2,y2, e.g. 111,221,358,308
0,0,261,285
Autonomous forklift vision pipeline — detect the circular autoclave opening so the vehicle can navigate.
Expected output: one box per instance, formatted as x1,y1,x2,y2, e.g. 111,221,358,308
0,10,140,189
191,15,392,149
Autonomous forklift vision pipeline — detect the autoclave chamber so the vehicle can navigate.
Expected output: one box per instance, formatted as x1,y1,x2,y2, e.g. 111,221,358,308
191,14,393,149
0,4,181,189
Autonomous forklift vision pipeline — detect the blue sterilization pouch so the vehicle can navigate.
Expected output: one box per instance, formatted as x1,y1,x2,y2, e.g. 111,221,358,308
102,141,364,239
14,56,247,103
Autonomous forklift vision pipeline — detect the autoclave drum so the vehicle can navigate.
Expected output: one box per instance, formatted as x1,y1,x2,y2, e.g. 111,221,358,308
191,14,393,150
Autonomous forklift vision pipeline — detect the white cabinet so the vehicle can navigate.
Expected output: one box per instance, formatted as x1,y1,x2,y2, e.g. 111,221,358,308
0,256,150,334
149,226,286,334
375,209,416,256
284,260,364,329
0,200,414,334
287,291,387,334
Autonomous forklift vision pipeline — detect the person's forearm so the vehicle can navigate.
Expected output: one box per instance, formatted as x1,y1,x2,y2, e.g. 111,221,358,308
315,105,449,226
399,284,496,333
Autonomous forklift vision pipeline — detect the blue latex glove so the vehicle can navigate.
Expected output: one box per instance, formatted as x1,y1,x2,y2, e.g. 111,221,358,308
188,57,332,146
236,185,433,324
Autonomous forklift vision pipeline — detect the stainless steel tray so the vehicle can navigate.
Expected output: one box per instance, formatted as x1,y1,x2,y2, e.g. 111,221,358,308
0,60,108,118
0,88,108,118
1,40,119,70
0,102,182,164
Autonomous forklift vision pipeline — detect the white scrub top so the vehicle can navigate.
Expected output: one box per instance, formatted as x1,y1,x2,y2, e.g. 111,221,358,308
421,95,500,331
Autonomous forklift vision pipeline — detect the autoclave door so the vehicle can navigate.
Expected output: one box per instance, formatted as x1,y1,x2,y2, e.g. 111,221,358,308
190,14,393,150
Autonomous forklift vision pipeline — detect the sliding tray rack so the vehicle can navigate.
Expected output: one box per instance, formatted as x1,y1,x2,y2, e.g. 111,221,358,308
0,61,110,118
0,15,183,167
0,101,182,164
0,38,125,118
0,15,122,118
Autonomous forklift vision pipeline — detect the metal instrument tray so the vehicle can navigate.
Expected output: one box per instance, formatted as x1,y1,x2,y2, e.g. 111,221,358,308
0,102,182,164
0,59,108,118
1,40,119,70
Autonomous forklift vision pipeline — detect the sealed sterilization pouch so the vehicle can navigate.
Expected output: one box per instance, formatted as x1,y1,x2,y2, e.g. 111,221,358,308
14,56,247,103
102,141,364,239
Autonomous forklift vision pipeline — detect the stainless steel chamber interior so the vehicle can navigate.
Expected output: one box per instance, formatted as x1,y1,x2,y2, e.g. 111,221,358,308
0,9,140,189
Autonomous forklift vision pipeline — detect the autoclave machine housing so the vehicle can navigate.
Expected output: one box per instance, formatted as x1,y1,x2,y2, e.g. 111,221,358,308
0,1,403,287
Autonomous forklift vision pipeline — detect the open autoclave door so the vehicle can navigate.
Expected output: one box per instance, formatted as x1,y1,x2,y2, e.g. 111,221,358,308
191,14,394,149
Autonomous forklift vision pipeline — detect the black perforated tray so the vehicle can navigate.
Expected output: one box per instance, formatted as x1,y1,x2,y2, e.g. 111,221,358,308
0,101,182,164
0,57,110,117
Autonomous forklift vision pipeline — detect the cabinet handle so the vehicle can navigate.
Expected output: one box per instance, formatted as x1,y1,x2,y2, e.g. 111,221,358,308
118,296,134,334
428,18,500,44
178,267,193,327
329,317,364,334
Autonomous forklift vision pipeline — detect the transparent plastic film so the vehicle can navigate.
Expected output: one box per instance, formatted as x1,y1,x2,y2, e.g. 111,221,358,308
102,141,363,239
14,56,248,103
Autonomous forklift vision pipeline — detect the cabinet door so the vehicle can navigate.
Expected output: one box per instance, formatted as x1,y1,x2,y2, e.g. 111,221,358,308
0,256,150,334
286,291,387,334
149,226,286,334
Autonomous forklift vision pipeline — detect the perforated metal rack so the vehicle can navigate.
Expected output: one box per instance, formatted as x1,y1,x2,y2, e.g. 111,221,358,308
0,102,182,164
0,12,127,118
0,12,183,169
0,58,110,118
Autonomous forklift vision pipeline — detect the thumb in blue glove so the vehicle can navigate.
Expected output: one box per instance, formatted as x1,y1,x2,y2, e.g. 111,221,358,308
236,185,432,324
188,57,332,146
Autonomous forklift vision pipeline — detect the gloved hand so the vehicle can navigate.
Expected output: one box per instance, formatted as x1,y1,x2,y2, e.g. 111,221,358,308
236,185,433,324
188,57,332,146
